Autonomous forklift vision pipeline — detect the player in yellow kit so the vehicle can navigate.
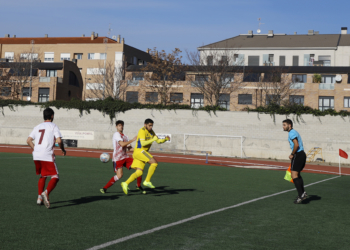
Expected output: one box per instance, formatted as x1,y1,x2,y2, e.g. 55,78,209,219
121,118,169,195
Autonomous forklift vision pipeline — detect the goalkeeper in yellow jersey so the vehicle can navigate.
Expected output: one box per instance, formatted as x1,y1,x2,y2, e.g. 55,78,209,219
121,118,169,195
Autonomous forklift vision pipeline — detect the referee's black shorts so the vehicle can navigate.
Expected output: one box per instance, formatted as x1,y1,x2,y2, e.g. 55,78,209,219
291,150,306,172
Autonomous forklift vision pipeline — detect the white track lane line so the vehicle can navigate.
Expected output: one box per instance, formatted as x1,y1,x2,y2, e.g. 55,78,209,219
86,175,340,250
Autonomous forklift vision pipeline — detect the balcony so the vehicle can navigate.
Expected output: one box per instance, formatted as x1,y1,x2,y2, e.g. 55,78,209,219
290,83,305,89
319,83,335,90
39,77,51,82
127,80,140,86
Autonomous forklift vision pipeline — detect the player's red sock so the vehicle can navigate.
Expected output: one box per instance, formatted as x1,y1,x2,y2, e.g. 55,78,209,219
137,176,142,187
38,177,47,195
104,176,119,190
46,178,59,195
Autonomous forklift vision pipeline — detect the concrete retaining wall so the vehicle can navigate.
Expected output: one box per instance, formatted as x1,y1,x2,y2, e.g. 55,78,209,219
0,106,349,163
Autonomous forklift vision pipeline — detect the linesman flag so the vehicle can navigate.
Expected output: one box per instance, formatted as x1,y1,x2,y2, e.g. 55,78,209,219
339,149,348,159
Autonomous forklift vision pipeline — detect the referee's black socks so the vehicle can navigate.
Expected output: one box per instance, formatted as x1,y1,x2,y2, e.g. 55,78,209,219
293,177,304,197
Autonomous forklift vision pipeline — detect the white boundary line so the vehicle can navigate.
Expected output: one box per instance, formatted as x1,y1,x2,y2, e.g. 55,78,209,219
86,176,340,250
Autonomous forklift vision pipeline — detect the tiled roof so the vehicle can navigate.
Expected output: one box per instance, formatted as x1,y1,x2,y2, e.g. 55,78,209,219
0,37,118,44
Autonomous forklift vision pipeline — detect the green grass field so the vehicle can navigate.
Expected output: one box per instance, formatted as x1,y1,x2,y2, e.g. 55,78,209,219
1,152,350,250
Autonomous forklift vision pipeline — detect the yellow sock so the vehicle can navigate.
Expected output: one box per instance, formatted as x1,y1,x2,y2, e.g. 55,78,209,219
126,170,143,184
145,163,158,182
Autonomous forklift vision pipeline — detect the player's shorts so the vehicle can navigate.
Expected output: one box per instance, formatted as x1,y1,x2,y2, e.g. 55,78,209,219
34,160,59,177
130,158,146,171
133,150,153,163
291,150,306,172
113,158,133,172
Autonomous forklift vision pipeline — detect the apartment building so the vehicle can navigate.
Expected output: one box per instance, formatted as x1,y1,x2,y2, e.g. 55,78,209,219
0,60,83,102
123,65,350,112
0,32,152,100
199,27,350,67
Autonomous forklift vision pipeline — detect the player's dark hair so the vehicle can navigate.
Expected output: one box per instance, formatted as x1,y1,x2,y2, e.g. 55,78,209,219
144,118,154,124
43,108,54,120
283,119,293,127
116,120,124,126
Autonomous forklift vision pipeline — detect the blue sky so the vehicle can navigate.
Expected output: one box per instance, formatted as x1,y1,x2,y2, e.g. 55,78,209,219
1,0,349,59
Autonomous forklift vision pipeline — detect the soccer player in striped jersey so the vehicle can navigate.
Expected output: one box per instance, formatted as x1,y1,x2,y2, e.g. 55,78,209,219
121,118,169,195
283,119,307,204
100,120,145,194
27,108,66,209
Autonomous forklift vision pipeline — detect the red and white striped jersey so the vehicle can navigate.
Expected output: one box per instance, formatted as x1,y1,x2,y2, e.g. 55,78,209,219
112,132,130,162
29,122,62,162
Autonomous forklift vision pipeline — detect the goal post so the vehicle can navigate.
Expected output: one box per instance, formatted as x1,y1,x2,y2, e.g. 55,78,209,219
183,134,244,158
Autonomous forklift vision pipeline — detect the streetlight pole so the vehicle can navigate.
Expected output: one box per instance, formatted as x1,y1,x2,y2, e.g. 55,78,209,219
29,40,34,101
102,38,108,100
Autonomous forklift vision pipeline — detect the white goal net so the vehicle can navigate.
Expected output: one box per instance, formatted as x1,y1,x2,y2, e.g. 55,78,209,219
183,134,244,158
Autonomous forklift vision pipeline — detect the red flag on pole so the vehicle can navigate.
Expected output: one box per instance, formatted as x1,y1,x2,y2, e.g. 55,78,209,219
339,149,348,159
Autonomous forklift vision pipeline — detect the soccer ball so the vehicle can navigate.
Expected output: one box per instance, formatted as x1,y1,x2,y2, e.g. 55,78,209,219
100,153,110,163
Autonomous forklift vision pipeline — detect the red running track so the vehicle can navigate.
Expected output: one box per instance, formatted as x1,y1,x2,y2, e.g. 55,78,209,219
0,144,349,176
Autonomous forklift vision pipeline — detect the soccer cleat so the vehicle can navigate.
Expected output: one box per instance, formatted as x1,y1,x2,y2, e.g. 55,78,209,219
100,188,107,194
41,191,50,209
137,185,147,194
121,182,128,195
37,196,43,205
294,196,303,204
301,192,308,200
143,181,155,189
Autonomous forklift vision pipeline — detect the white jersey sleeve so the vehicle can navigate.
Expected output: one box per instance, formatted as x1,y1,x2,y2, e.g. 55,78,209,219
53,125,62,139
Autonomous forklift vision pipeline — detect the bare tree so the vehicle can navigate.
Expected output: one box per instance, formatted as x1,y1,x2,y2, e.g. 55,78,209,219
253,68,302,106
186,49,245,107
141,48,184,105
85,61,127,100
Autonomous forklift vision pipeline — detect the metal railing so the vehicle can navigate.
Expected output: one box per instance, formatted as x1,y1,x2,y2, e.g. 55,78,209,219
319,83,335,90
290,83,305,89
127,80,139,86
39,77,51,82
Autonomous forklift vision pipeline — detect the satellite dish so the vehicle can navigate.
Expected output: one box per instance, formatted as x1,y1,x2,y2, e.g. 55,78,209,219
257,29,261,34
112,35,117,39
335,74,342,82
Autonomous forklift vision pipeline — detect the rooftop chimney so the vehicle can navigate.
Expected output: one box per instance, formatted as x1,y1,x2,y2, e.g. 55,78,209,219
315,31,319,34
146,48,150,53
308,30,314,35
45,34,48,38
95,33,98,38
248,30,253,37
82,34,85,37
91,32,95,40
117,35,121,43
268,30,274,37
122,38,125,44
341,27,348,34
4,34,10,38
13,35,16,38
294,32,297,35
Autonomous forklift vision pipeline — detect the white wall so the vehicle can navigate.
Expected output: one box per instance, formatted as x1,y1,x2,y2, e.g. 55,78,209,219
1,106,350,163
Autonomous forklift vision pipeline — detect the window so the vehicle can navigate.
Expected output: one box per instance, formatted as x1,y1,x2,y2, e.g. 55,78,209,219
243,73,260,82
86,83,104,90
191,93,204,108
88,53,106,60
44,52,54,62
192,75,208,87
88,53,95,60
46,70,57,77
222,74,234,85
292,74,307,83
318,55,331,66
344,97,350,108
279,56,285,66
293,56,299,66
60,53,70,61
220,56,228,65
22,87,31,97
304,54,315,66
132,73,144,80
248,56,259,66
233,54,244,65
20,53,38,60
263,54,274,66
100,53,107,60
75,53,83,60
263,73,281,82
319,96,334,111
5,52,14,62
266,95,280,105
170,93,183,103
238,94,252,104
87,68,105,75
218,94,230,110
289,95,304,105
207,56,213,66
1,87,11,96
321,75,336,83
38,88,50,102
145,92,158,102
126,91,139,103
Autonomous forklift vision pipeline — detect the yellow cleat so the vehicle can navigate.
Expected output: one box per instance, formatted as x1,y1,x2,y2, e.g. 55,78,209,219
121,182,129,195
143,181,155,189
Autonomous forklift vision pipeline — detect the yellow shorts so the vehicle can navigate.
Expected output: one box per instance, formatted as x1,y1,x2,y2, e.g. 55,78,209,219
131,150,153,170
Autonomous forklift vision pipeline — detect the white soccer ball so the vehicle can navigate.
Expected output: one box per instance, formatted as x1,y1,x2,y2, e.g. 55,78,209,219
100,153,110,163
